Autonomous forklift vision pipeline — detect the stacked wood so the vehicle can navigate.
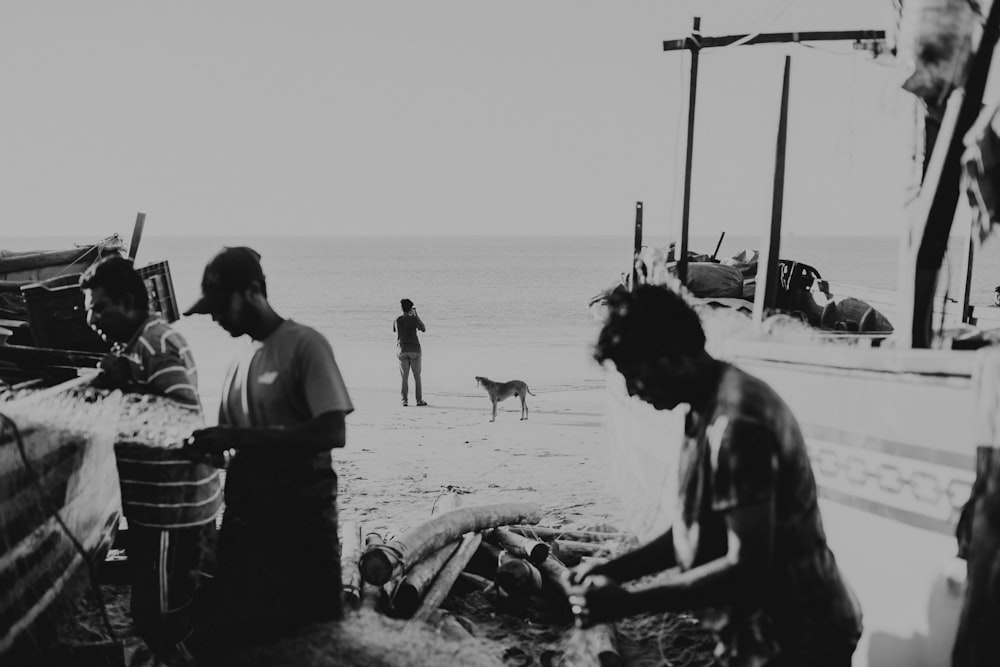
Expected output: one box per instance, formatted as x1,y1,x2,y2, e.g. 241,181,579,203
340,521,363,609
359,503,543,586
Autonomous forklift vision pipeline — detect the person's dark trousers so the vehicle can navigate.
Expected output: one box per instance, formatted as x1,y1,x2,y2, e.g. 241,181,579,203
190,498,343,656
125,522,217,660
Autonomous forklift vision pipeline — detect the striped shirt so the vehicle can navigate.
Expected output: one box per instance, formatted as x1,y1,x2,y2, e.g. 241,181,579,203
121,315,200,408
116,315,223,529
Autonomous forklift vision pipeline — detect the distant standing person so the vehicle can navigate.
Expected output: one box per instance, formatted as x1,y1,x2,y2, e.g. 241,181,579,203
181,246,354,652
80,256,221,662
394,298,426,406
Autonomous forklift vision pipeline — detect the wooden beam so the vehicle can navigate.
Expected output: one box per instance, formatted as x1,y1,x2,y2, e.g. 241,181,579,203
664,29,885,52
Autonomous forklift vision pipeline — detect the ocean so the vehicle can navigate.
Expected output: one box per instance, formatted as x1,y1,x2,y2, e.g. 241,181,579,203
7,233,1000,402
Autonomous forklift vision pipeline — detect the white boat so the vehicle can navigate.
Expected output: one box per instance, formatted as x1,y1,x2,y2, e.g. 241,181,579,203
645,8,1000,665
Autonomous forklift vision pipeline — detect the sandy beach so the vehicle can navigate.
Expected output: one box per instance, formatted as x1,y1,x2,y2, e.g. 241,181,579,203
51,335,721,666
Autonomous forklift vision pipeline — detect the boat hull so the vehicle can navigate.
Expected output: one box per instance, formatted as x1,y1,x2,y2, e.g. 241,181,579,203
0,400,121,656
726,341,977,667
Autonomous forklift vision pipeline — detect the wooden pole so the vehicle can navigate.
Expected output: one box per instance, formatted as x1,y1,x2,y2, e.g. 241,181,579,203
911,0,1000,347
631,202,643,289
488,527,550,564
677,16,701,287
753,56,791,325
560,625,623,667
359,503,542,585
509,525,626,544
128,212,146,262
553,539,614,565
340,521,363,609
391,539,462,618
409,532,483,623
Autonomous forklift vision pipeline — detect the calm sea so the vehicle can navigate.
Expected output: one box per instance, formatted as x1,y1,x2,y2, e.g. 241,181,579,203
7,233,1000,398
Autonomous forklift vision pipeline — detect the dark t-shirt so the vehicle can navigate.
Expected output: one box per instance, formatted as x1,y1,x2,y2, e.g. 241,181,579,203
673,365,862,665
219,320,354,517
394,314,424,353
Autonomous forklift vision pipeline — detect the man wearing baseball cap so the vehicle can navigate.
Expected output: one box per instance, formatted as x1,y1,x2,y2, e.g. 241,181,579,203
183,246,354,652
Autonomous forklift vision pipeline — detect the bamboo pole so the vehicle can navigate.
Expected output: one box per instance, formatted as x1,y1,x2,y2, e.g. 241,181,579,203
340,521,363,609
390,539,462,618
409,532,482,623
509,525,624,544
360,503,542,585
488,527,549,564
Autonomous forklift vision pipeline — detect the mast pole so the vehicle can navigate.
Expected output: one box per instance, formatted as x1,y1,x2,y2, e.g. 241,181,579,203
631,201,643,289
677,16,701,287
753,56,791,325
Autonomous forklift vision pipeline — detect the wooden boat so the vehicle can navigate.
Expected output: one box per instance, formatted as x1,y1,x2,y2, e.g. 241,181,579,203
0,359,121,658
614,10,1000,666
0,218,146,658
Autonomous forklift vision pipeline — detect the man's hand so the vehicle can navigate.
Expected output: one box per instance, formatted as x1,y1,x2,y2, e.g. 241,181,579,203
181,426,238,468
97,354,134,390
566,575,630,628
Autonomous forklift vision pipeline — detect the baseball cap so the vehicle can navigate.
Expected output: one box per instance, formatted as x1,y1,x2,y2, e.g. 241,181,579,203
184,246,266,316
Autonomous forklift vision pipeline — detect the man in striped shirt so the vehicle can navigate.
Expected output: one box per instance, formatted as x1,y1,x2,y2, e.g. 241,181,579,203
81,256,221,663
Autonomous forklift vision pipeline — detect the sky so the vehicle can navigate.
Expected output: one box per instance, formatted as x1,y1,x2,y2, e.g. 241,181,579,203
2,1,911,239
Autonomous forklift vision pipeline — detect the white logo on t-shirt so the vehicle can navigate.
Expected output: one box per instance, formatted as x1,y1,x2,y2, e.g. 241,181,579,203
257,371,279,385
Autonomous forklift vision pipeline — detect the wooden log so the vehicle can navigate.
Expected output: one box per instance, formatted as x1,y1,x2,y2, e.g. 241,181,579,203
553,539,614,566
432,491,462,515
360,503,542,585
340,521,363,609
390,539,462,618
537,554,571,590
509,525,625,544
489,526,550,564
410,532,483,623
464,540,502,580
495,553,543,597
360,582,384,611
561,625,623,667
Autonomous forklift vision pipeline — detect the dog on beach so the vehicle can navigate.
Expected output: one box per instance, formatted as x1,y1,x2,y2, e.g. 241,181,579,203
475,376,535,422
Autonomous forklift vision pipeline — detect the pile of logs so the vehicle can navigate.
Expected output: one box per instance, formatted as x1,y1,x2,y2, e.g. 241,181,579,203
341,493,632,666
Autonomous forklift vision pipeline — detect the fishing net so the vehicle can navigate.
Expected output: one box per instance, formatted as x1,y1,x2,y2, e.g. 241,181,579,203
0,382,124,657
0,381,213,657
601,369,685,544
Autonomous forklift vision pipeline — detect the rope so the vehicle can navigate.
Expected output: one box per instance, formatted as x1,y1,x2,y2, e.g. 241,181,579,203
0,411,120,648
